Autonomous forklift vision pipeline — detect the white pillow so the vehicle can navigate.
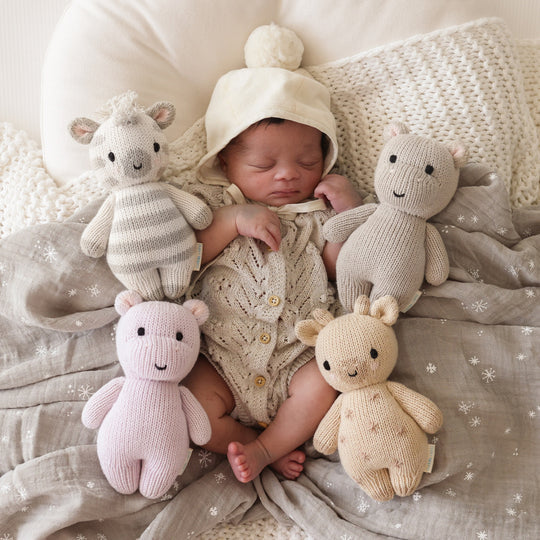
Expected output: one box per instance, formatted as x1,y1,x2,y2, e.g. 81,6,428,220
307,18,540,208
41,0,540,187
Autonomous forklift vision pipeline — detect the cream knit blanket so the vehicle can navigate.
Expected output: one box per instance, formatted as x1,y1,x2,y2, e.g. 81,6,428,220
1,18,538,242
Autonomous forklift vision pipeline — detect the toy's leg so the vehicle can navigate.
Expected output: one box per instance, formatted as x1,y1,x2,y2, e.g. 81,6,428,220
139,455,182,499
338,275,371,313
348,467,395,501
160,263,193,300
389,450,427,497
100,456,141,495
117,269,164,301
389,466,424,497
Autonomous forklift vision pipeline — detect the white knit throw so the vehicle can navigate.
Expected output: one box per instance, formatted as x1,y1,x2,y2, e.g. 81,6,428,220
1,18,539,241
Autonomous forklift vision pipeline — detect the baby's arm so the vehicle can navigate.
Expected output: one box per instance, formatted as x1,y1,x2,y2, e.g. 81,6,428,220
196,204,282,264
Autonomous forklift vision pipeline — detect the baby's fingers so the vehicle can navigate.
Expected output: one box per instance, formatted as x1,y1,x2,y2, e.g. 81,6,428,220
259,222,281,251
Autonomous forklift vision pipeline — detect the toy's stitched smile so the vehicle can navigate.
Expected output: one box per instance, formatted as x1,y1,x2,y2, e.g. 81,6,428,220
134,163,143,170
393,191,405,198
154,363,167,370
348,370,358,377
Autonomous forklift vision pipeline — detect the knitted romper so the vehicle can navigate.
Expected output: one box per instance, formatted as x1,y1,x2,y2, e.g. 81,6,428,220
187,186,337,427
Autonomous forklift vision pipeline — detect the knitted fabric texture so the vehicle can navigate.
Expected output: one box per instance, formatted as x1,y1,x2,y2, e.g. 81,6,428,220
70,92,212,301
307,18,540,208
295,296,443,501
323,123,466,312
186,192,337,426
81,290,211,499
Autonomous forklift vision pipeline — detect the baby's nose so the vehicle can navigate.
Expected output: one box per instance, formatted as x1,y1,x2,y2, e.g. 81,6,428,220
274,162,299,181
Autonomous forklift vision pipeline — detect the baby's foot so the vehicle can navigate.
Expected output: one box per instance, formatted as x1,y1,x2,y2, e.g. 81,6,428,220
227,440,270,483
270,449,306,480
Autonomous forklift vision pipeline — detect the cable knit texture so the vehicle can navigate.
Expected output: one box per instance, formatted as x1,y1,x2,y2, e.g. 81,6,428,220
324,122,467,312
69,91,212,301
81,290,211,499
295,296,443,501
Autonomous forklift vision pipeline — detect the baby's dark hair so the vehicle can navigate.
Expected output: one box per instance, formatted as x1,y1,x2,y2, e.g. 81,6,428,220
255,117,330,158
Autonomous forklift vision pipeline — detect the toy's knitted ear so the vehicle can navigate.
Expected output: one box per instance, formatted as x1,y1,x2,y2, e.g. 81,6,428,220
183,299,210,326
353,295,371,316
146,101,176,130
448,141,469,168
68,117,101,144
115,290,144,316
384,121,409,140
370,296,400,326
295,308,334,346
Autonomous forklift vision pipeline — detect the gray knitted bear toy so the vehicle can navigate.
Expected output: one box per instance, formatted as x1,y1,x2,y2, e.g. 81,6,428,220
324,122,468,312
69,91,212,301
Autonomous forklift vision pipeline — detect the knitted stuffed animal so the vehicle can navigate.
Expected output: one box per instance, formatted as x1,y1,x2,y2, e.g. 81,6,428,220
69,91,213,301
295,295,443,501
324,122,468,312
82,290,211,499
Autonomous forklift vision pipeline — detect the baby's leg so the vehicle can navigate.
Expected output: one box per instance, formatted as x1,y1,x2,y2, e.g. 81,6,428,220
227,359,338,483
183,357,258,454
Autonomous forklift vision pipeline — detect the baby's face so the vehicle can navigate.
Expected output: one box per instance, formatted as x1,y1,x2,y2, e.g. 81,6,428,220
219,120,324,206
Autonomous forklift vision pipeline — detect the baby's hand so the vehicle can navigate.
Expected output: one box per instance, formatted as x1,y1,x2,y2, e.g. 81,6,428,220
314,174,363,214
235,204,282,251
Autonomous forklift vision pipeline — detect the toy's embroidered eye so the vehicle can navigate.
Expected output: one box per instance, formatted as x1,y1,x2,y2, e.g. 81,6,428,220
389,155,397,163
176,332,183,341
137,327,145,336
323,360,331,371
108,152,115,162
370,348,378,359
425,164,434,175
154,142,160,153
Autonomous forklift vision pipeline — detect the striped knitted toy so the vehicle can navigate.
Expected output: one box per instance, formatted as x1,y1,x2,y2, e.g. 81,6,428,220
82,290,211,499
296,295,443,501
323,122,468,312
69,91,212,301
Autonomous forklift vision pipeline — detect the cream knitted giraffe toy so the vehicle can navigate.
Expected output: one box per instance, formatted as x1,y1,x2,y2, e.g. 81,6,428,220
69,91,212,301
324,122,468,312
82,290,211,499
296,295,443,501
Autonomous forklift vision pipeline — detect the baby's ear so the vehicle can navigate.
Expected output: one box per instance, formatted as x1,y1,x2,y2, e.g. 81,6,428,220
115,290,144,316
448,141,469,168
370,296,399,326
183,299,210,326
384,121,409,140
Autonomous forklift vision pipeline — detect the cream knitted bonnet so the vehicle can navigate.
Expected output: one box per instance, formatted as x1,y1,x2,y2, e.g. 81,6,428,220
198,24,339,185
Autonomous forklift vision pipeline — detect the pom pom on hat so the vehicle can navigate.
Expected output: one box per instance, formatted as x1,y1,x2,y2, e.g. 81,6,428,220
244,23,304,70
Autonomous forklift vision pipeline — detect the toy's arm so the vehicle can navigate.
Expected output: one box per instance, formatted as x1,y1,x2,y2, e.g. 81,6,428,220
424,223,449,285
81,377,125,429
163,184,213,230
313,394,343,455
323,203,377,243
387,381,443,434
80,195,115,258
179,386,212,446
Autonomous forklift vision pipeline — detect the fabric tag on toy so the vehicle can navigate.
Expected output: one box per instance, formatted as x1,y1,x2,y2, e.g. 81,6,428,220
194,243,203,271
424,444,436,473
401,290,422,313
180,448,193,474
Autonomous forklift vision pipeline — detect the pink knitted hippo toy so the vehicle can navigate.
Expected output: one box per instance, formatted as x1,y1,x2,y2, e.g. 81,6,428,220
82,290,211,499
